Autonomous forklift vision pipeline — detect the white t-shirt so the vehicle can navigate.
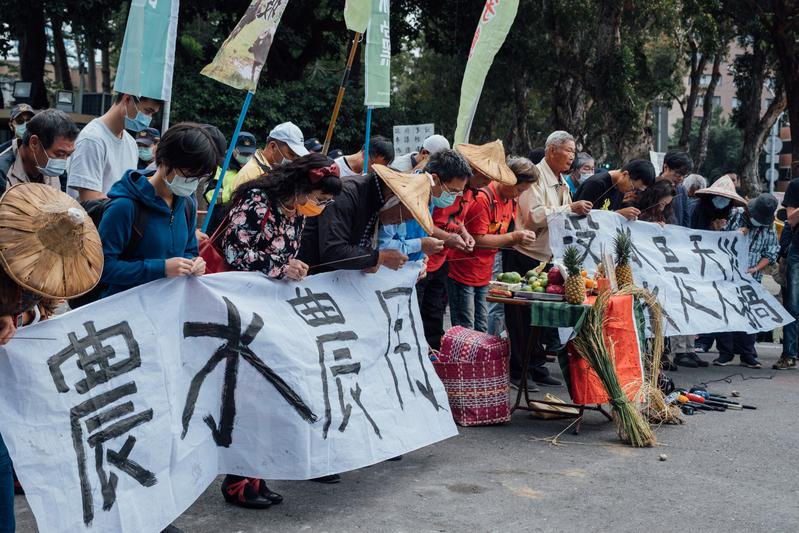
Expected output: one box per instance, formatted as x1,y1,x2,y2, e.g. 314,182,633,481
334,155,359,177
67,118,138,196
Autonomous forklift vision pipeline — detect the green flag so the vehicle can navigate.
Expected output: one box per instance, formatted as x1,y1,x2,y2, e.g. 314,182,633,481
344,0,370,33
364,0,390,108
454,0,519,145
201,0,289,92
114,0,180,101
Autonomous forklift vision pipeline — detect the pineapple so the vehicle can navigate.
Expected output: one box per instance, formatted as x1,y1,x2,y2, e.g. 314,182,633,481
614,232,634,288
563,246,587,304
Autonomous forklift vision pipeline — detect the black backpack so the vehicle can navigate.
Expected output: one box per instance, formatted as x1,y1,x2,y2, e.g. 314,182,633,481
70,198,191,309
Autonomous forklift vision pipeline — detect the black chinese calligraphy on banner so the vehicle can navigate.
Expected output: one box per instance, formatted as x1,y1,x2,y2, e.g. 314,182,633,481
548,210,792,335
0,267,456,532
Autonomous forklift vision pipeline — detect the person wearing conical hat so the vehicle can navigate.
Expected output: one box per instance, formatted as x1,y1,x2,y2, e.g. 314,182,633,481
447,157,538,332
0,182,103,532
376,166,444,263
689,174,747,231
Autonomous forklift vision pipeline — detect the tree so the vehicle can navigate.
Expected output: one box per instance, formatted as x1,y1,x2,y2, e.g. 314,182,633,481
11,0,49,107
730,35,786,194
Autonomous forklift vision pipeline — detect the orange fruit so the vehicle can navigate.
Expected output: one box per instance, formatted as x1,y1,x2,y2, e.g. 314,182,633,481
584,278,595,289
581,270,588,277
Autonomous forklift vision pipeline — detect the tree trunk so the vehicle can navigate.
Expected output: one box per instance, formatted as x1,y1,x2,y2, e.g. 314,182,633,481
615,104,655,163
693,50,722,171
50,14,73,91
101,45,111,93
87,44,98,92
739,91,786,195
17,0,49,108
679,43,707,152
770,0,799,178
509,75,531,154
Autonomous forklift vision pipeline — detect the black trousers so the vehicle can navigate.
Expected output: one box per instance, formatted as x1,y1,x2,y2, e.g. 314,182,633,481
501,249,551,379
716,331,757,361
417,262,449,351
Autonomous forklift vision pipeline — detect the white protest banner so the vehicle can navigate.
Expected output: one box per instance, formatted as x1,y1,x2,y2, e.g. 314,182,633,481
548,210,793,336
393,123,435,155
0,267,456,532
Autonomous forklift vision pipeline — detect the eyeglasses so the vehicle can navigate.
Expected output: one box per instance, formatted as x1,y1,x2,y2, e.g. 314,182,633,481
177,170,212,182
313,198,335,207
441,182,464,196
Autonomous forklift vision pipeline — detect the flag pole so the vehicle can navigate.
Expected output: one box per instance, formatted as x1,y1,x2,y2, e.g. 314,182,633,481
363,106,373,172
322,32,362,155
202,90,254,233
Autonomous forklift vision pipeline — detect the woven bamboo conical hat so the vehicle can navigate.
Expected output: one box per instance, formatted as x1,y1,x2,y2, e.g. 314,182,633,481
373,165,435,235
456,140,517,185
0,183,103,299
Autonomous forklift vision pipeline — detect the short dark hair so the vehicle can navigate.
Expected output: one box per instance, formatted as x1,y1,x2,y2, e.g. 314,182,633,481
201,124,227,166
367,136,395,163
155,122,219,178
528,146,546,164
663,150,693,176
114,92,164,107
22,109,79,149
424,149,472,183
623,159,656,187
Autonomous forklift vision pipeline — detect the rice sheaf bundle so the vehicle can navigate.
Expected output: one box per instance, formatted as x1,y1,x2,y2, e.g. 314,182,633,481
571,290,656,447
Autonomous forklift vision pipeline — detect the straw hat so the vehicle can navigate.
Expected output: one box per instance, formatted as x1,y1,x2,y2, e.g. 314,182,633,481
373,165,435,235
455,140,517,186
694,175,746,206
0,183,103,299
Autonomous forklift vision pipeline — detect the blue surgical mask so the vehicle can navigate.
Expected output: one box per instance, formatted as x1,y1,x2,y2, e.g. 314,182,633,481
712,196,731,209
138,147,154,162
750,219,766,227
235,154,252,166
580,172,593,181
33,146,67,177
14,122,26,139
166,175,200,197
432,190,458,208
274,145,291,166
124,98,153,132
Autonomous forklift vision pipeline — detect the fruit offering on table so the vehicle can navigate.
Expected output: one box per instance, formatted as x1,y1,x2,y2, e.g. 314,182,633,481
497,271,523,284
563,246,587,304
614,232,635,288
547,266,565,286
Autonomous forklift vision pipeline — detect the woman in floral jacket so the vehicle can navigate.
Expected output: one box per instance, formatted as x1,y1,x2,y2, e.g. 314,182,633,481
217,152,341,509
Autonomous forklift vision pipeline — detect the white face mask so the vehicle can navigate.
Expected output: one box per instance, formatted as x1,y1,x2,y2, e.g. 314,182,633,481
166,174,200,197
274,144,291,166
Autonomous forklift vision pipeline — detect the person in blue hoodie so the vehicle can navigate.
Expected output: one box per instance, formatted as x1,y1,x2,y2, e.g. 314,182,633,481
98,122,218,297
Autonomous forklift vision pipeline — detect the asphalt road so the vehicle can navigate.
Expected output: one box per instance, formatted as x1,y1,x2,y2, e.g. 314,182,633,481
13,343,797,533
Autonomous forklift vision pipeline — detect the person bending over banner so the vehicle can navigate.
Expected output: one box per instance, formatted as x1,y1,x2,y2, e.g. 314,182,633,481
673,174,748,368
297,168,409,274
215,153,342,507
97,123,214,298
573,159,656,221
635,180,676,225
0,182,103,533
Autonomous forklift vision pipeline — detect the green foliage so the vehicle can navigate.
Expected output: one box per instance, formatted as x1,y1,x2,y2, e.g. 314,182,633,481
671,107,744,180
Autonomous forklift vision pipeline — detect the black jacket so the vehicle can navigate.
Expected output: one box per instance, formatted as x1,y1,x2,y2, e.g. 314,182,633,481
298,174,384,271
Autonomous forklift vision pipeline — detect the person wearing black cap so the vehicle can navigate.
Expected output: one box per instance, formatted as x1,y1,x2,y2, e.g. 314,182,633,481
135,127,161,169
203,131,258,233
304,137,323,153
713,193,779,369
0,104,36,153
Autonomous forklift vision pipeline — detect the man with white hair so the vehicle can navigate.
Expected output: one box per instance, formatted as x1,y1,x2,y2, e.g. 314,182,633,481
391,134,451,172
504,131,593,388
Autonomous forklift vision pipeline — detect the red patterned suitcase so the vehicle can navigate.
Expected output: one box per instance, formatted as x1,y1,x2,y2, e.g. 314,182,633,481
433,327,510,426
